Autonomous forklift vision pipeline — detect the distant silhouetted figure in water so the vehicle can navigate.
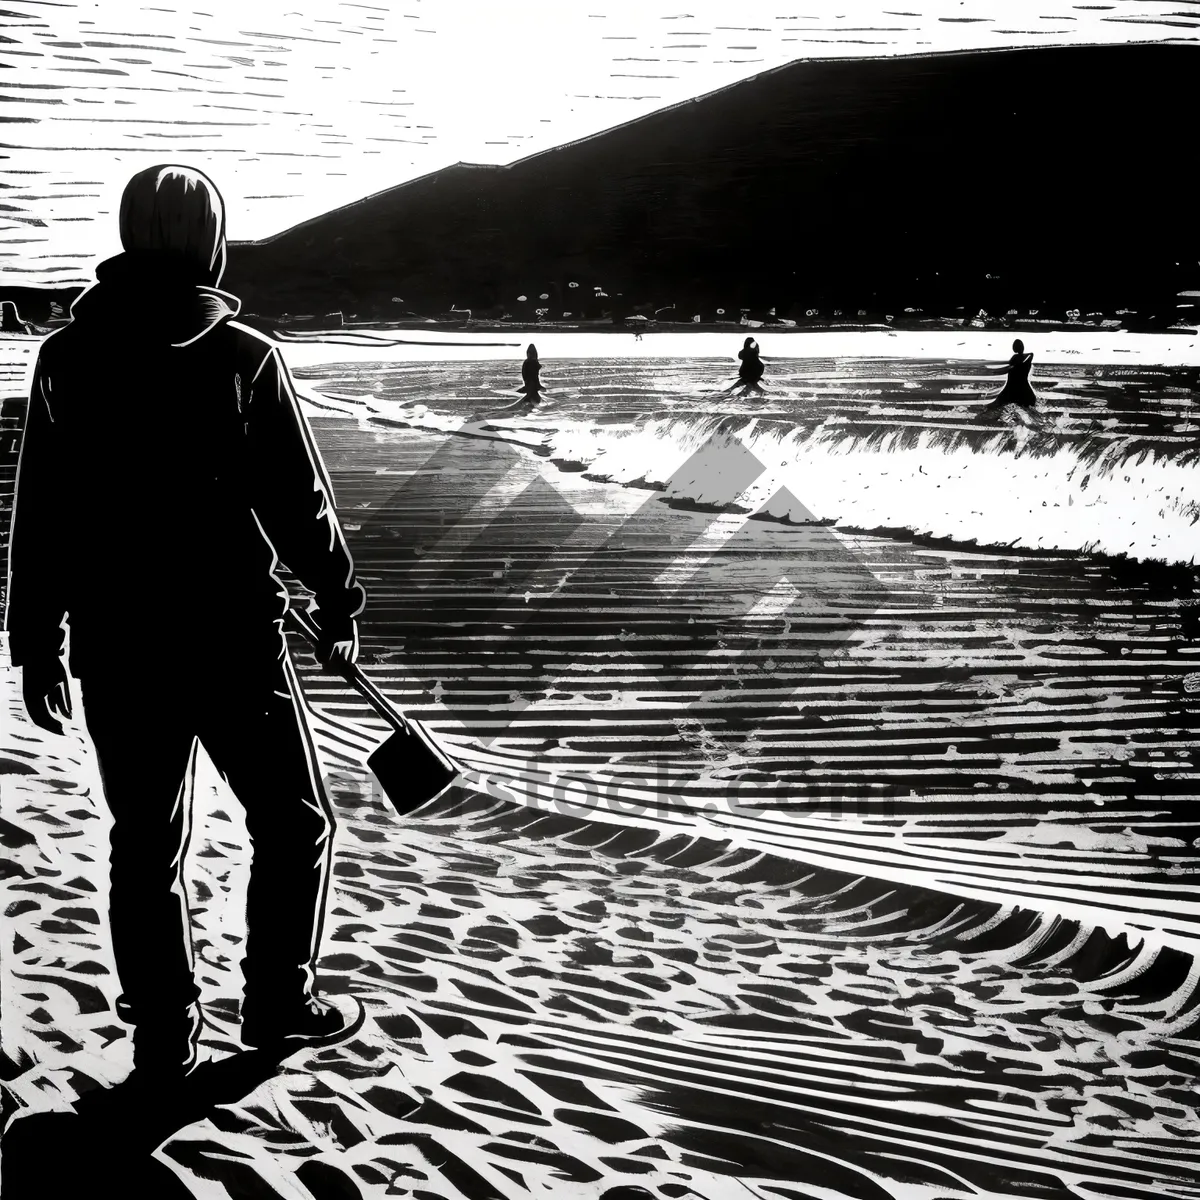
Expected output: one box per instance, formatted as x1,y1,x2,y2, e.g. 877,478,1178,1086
727,336,766,395
982,338,1039,413
1,300,32,334
6,164,365,1085
518,342,545,395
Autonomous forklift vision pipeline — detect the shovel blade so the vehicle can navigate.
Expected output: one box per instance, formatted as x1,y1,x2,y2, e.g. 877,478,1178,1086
366,721,460,816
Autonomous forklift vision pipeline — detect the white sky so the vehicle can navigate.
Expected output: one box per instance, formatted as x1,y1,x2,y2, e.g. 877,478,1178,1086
3,0,1197,285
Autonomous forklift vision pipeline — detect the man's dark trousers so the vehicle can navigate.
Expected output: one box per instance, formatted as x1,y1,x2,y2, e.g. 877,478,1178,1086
79,626,333,1063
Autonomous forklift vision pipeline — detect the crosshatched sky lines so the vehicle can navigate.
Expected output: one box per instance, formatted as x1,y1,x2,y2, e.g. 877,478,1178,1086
2,0,1198,285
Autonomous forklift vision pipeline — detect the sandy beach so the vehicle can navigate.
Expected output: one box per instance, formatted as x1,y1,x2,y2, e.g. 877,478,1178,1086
3,666,1200,1198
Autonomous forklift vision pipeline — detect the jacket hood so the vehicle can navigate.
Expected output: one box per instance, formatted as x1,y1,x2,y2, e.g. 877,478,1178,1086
69,252,241,347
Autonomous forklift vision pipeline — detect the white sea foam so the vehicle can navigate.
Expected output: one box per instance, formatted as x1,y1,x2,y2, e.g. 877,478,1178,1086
550,414,1200,564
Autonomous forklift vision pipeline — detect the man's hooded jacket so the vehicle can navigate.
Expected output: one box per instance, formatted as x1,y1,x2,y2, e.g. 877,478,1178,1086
5,251,366,673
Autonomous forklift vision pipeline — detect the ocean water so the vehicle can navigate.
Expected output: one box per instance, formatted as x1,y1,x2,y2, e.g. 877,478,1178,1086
286,356,1200,954
296,355,1200,563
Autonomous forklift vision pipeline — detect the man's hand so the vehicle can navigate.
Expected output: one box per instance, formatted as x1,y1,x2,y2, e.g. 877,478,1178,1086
312,612,359,673
21,658,72,736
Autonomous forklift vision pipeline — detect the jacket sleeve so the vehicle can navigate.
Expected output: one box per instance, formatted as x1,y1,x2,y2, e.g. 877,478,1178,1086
244,344,366,632
5,355,69,667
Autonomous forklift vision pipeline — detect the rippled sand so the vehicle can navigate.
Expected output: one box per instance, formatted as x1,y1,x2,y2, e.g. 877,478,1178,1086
3,667,1199,1199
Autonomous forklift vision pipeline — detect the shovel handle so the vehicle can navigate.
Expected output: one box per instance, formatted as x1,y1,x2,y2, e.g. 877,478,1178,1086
285,607,412,737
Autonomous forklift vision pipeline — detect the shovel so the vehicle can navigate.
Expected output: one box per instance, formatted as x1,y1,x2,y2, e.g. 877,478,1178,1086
286,607,461,813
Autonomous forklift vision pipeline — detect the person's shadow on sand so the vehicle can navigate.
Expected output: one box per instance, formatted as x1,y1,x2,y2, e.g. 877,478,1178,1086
1,1047,295,1197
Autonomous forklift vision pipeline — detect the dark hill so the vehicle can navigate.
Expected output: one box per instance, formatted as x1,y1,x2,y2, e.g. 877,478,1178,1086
201,45,1200,323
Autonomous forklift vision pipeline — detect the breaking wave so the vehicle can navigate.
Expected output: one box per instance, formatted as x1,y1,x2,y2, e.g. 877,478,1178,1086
543,413,1200,563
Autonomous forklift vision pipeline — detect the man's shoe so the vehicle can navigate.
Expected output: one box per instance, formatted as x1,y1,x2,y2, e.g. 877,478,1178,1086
241,995,363,1052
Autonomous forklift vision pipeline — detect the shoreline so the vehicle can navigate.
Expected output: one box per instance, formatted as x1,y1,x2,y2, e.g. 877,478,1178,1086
306,416,1200,955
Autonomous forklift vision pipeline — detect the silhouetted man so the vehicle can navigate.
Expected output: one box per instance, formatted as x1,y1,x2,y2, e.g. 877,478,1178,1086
5,165,366,1080
982,338,1039,413
518,343,544,395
